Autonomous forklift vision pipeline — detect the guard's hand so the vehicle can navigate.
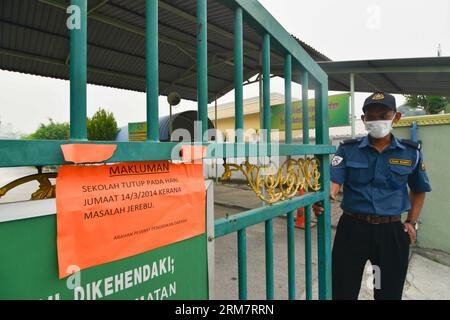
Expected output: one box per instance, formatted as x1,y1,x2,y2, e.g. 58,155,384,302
312,191,338,217
403,223,417,244
330,182,340,201
312,202,324,217
312,182,340,217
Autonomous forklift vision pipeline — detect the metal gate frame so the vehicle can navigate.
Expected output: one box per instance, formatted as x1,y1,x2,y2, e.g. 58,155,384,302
0,0,335,300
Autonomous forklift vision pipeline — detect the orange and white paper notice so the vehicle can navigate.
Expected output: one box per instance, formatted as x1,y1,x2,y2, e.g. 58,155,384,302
61,144,117,164
56,161,205,278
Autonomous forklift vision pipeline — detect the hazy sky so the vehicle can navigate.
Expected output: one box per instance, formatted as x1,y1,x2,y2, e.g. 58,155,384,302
1,0,449,135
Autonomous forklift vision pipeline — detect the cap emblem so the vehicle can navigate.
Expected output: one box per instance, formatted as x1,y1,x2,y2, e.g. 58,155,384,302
372,93,384,100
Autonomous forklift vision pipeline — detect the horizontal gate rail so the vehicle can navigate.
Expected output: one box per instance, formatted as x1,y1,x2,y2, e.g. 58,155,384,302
0,140,335,167
214,192,325,237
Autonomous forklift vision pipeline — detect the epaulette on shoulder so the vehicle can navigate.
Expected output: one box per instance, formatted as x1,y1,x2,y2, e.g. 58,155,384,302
340,138,360,145
401,139,421,150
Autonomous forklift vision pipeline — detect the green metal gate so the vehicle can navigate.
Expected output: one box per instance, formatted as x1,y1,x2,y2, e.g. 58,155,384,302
0,0,335,300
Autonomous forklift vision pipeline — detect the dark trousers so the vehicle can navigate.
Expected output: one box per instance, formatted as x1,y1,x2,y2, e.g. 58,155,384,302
332,214,410,300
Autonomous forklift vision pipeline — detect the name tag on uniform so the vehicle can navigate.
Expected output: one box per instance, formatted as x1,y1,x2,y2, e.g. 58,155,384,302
389,158,412,166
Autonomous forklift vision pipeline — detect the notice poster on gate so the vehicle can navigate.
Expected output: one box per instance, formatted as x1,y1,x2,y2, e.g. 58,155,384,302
56,161,205,279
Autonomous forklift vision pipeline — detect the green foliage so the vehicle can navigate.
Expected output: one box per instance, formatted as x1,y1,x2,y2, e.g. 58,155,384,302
87,108,120,141
404,95,450,115
24,118,69,140
25,108,119,141
445,101,450,113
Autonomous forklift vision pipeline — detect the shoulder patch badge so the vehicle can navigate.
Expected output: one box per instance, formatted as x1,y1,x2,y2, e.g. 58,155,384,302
421,162,426,171
331,155,344,167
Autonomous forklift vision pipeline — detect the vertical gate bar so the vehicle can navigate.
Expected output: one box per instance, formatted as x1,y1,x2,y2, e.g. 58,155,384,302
287,210,296,300
237,228,248,300
265,219,274,299
146,0,159,141
284,54,292,144
197,0,208,140
169,103,173,136
258,52,265,205
259,50,263,131
234,6,244,142
215,96,219,182
304,205,313,300
302,71,313,300
262,33,273,300
302,71,309,144
262,33,271,144
70,0,87,140
315,83,332,300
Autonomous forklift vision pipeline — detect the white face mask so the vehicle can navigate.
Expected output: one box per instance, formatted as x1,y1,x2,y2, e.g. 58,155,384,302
364,114,396,139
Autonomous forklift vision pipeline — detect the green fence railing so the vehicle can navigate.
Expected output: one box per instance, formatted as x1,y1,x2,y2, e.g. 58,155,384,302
0,0,334,300
212,0,333,300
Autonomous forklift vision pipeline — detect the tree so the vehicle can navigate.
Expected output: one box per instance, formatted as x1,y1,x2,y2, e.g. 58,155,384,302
24,109,119,141
446,103,450,114
404,95,450,115
24,118,70,140
87,108,120,141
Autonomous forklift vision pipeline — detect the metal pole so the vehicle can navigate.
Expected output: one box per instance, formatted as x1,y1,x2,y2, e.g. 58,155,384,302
287,210,296,300
234,7,244,143
304,205,313,300
197,0,208,141
258,55,265,207
350,73,356,138
284,54,292,144
315,83,332,300
302,71,313,300
237,229,248,299
259,72,263,132
302,72,309,144
169,104,173,138
215,96,219,183
285,56,295,299
215,97,218,133
262,32,274,300
265,219,274,300
262,34,271,144
146,0,159,141
411,121,418,142
70,0,87,141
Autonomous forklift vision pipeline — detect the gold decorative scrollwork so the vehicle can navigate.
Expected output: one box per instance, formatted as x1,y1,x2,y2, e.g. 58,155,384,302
0,170,57,201
221,157,321,204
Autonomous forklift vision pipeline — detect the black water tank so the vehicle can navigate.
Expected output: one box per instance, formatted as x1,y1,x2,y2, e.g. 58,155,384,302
159,111,215,142
116,110,216,142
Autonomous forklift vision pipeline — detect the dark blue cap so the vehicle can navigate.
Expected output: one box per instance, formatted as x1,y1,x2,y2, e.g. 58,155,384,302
363,92,397,113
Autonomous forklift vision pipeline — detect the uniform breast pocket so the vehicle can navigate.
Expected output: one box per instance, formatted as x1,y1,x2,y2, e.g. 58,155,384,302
388,165,413,189
346,161,373,184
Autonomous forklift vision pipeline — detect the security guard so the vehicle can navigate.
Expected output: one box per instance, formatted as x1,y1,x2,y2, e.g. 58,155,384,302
314,92,431,300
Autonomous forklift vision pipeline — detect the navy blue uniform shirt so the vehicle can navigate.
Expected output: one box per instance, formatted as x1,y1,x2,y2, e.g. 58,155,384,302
330,135,431,216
